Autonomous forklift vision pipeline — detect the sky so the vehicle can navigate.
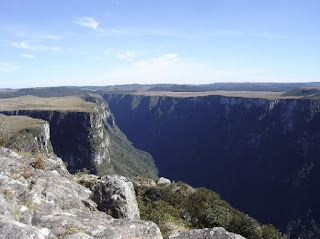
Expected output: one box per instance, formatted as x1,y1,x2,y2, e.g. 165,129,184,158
0,0,319,88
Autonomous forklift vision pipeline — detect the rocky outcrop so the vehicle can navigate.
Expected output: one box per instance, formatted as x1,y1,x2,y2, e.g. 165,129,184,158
157,177,171,185
91,175,140,219
0,114,53,155
0,147,162,239
169,227,246,239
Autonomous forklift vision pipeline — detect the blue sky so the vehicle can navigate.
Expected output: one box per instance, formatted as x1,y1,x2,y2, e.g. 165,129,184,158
0,0,319,88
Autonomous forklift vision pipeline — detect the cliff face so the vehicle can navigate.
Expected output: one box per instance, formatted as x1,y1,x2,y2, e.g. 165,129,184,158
0,114,53,155
104,93,320,234
1,108,110,172
0,96,158,179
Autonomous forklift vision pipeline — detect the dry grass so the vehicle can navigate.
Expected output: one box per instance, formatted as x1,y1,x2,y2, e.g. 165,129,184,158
131,90,303,100
0,114,44,133
0,95,96,112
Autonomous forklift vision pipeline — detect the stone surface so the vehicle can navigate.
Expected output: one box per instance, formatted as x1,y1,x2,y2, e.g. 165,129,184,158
0,147,162,239
91,175,140,219
157,177,171,185
132,177,157,187
169,227,246,239
0,215,57,239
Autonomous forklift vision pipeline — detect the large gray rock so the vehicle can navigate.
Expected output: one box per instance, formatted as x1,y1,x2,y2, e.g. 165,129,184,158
157,177,171,185
32,209,161,239
0,147,162,239
169,227,246,239
0,215,57,239
91,175,140,219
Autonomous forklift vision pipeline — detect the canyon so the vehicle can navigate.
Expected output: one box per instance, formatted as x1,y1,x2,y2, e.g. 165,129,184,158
1,85,319,238
103,91,320,236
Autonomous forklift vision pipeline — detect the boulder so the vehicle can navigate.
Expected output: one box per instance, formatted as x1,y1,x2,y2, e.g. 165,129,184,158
157,177,171,185
91,175,140,219
0,215,57,239
169,227,246,239
32,209,161,239
132,177,157,187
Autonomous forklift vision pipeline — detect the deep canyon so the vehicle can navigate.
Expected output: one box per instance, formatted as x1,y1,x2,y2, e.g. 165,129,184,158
104,92,320,234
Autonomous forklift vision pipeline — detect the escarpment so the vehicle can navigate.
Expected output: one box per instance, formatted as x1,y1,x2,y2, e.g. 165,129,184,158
104,93,320,236
0,95,158,179
0,114,53,154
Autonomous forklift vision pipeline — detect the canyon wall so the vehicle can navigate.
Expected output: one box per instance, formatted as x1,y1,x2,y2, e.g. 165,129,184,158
104,93,320,234
0,95,158,179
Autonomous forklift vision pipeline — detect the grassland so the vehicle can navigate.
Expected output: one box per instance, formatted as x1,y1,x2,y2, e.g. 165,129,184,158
0,95,96,112
0,114,45,133
131,90,303,100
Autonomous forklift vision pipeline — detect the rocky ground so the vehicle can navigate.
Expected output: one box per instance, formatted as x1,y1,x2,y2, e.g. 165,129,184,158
0,147,245,239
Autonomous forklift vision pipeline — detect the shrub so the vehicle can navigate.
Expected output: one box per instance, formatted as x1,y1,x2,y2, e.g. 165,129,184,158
34,155,45,170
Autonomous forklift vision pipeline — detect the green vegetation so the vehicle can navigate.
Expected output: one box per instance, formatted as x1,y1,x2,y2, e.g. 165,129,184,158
135,182,287,239
131,90,295,100
106,124,158,180
0,114,52,154
282,87,320,97
149,83,320,93
0,86,93,98
0,114,44,133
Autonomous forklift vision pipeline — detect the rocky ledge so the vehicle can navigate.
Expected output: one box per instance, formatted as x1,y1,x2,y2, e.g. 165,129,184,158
169,227,246,239
0,147,246,239
0,147,162,239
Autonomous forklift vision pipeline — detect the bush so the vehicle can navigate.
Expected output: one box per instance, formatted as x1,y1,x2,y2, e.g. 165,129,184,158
34,155,45,170
135,182,287,239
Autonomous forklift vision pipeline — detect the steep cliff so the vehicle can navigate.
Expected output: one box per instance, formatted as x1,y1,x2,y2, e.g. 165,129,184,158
0,95,158,179
0,114,52,154
104,93,320,236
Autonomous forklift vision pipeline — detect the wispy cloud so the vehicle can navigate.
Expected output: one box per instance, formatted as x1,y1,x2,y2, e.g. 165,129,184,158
11,41,30,49
73,17,99,30
11,41,61,51
104,54,214,85
0,63,18,72
21,54,35,59
19,34,61,40
116,51,136,61
96,26,311,41
36,35,61,40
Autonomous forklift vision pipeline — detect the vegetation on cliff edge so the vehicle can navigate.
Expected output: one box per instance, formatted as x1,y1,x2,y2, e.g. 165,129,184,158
135,181,287,239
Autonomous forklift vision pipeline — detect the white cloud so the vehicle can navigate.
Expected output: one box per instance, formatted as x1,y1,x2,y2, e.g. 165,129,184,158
11,41,61,51
104,54,216,85
116,51,136,61
11,41,30,49
73,17,99,30
0,63,17,72
21,54,35,59
103,54,283,85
